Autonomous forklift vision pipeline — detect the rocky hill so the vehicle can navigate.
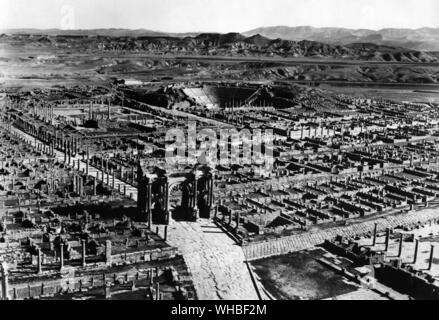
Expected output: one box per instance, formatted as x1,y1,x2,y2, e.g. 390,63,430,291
0,32,436,63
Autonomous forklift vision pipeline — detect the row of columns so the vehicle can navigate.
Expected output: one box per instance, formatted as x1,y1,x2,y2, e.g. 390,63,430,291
32,102,54,124
88,98,112,121
34,240,89,275
372,224,436,270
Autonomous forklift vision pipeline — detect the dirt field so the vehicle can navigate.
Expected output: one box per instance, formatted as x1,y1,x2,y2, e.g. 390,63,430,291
251,249,361,300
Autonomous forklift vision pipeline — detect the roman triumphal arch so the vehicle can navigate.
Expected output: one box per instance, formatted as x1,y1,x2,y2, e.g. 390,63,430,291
137,163,214,226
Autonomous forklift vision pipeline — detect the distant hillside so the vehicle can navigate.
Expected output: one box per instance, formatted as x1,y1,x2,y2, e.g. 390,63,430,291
0,32,436,63
1,28,200,38
5,27,439,52
243,26,439,51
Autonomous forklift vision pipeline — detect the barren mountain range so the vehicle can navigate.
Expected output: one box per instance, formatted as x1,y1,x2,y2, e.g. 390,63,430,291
3,26,439,51
1,30,437,63
2,27,439,87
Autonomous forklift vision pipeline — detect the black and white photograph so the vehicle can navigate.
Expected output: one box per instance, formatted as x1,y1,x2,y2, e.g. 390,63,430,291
1,0,439,309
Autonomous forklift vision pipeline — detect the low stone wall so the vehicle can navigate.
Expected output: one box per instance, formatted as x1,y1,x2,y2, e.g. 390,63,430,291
243,208,439,261
376,264,439,300
1,245,179,300
3,254,181,300
5,266,145,299
111,247,178,265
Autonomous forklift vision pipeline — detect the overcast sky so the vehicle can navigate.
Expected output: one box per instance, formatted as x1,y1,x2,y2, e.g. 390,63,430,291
1,0,438,32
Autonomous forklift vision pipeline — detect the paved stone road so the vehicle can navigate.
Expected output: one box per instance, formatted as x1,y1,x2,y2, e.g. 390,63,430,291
12,126,259,300
167,220,259,300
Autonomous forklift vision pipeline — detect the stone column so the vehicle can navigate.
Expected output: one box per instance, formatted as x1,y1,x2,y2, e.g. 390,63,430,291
372,223,377,246
59,243,64,270
164,182,169,223
86,146,89,176
93,177,97,196
384,228,390,251
105,240,112,266
413,239,419,264
82,239,86,267
1,262,10,300
105,282,111,299
107,99,111,120
155,282,160,300
193,177,199,219
63,139,67,163
79,175,83,197
37,248,42,274
67,139,71,164
73,138,77,156
210,178,214,207
149,269,154,285
398,234,403,257
164,225,168,241
236,211,240,230
428,245,435,270
73,174,77,193
147,182,152,229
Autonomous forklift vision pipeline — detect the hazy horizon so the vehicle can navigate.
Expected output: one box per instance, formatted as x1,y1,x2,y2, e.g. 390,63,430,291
1,0,438,33
2,24,439,34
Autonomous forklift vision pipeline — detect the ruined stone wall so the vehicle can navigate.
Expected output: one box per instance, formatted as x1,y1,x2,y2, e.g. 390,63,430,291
3,251,180,300
111,247,178,265
7,267,146,300
375,264,439,300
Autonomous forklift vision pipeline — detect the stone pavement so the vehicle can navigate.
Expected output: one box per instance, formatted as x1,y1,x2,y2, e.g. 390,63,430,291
166,219,259,300
243,209,439,260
